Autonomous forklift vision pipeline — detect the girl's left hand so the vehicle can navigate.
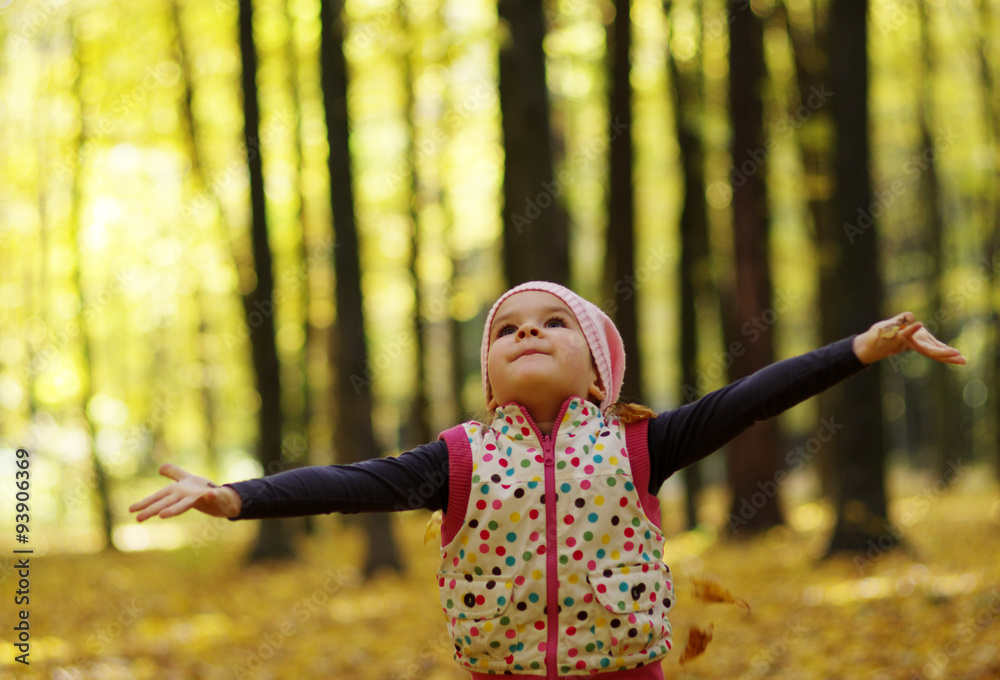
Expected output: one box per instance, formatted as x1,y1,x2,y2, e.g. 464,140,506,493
853,312,966,365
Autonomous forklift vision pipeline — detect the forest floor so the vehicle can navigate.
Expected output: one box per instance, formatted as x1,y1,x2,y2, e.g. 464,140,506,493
2,467,1000,680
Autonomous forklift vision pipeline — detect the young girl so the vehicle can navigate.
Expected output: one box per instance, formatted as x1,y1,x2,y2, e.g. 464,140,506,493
130,281,965,680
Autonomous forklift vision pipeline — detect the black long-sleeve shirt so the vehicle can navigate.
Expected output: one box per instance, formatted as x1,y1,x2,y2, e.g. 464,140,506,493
228,337,866,520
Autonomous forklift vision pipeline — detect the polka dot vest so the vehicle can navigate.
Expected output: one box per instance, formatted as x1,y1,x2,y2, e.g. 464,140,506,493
437,398,673,677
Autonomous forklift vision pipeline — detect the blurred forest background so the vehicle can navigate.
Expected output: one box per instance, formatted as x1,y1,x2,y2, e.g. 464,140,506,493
2,0,1000,677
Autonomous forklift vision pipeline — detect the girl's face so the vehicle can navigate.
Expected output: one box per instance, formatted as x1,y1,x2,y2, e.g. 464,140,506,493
486,291,605,414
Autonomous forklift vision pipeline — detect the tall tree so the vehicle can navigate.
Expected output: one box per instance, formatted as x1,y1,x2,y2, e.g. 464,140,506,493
320,0,402,575
666,0,711,528
401,0,433,445
281,0,316,459
975,0,1000,479
68,12,114,549
824,0,890,555
170,0,222,471
237,0,296,561
497,0,570,286
916,0,963,478
724,0,783,534
604,0,643,403
780,0,838,498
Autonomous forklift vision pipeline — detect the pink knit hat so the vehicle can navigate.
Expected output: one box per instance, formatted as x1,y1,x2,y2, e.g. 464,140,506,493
481,281,626,411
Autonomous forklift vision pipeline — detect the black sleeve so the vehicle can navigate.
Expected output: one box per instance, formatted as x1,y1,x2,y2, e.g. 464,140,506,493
646,336,867,490
225,440,450,520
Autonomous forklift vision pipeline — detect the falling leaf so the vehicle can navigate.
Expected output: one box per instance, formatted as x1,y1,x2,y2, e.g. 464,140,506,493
877,321,908,339
679,623,714,665
691,575,751,614
424,509,443,545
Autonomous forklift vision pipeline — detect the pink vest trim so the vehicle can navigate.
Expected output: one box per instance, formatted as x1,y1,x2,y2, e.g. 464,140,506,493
624,419,661,530
439,424,473,546
470,663,664,680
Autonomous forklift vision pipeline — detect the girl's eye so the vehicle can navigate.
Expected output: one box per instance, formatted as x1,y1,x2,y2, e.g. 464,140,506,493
495,324,516,338
545,317,566,328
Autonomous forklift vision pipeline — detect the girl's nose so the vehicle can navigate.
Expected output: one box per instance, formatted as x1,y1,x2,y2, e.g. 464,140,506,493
516,324,540,339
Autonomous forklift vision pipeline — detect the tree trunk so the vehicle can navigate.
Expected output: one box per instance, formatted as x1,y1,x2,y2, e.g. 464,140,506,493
320,0,402,576
282,0,314,462
497,0,570,286
401,0,433,445
237,0,296,562
449,257,469,421
171,0,247,475
781,0,839,500
604,0,643,404
169,0,226,475
975,0,1000,479
917,0,962,480
824,0,892,558
724,0,783,536
68,13,114,549
666,0,710,529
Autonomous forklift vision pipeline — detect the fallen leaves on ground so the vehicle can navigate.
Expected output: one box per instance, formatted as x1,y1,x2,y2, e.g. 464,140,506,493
1,476,998,680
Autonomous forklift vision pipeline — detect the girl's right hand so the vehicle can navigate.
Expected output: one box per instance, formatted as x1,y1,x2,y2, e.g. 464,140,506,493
852,312,966,365
129,464,242,522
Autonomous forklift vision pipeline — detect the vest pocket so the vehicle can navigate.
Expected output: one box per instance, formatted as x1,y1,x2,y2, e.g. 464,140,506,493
439,572,517,662
587,563,673,656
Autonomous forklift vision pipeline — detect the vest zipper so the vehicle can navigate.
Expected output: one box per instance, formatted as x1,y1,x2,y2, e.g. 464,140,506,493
518,400,573,680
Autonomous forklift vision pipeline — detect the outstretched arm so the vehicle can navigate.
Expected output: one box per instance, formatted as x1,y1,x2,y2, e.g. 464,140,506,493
852,311,966,365
647,313,965,488
129,464,242,522
130,443,451,522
